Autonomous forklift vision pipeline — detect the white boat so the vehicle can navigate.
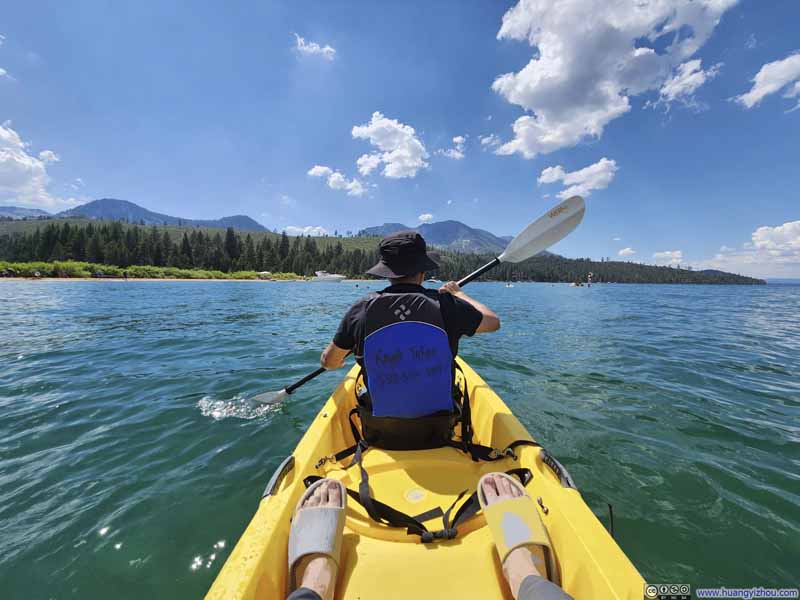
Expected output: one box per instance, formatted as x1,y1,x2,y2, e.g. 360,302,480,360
505,283,514,288
425,278,442,284
311,270,346,282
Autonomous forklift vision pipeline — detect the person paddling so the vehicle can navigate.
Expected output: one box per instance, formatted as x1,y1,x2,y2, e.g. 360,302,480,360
320,231,500,447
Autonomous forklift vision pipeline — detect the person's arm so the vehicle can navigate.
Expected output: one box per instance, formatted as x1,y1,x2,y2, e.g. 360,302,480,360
320,341,349,370
321,300,361,369
439,281,500,333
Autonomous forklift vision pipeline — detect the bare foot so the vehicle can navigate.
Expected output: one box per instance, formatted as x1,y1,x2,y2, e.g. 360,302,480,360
482,474,547,600
294,480,342,600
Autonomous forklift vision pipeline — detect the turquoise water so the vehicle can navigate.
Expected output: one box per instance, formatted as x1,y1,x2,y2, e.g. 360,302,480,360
1,281,798,598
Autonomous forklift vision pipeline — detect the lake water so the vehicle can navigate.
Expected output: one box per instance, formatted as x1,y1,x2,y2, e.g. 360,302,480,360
1,281,798,598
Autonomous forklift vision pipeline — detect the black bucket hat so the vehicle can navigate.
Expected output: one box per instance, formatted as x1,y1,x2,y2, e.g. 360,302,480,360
366,231,440,278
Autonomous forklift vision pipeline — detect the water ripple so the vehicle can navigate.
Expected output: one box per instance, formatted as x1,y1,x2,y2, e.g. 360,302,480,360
0,281,798,596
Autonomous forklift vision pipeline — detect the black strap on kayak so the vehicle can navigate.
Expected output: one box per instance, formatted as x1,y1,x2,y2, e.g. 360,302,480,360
453,362,474,456
303,466,533,544
444,438,542,462
316,437,541,470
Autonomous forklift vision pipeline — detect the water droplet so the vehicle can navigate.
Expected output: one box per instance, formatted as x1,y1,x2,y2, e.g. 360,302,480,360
98,527,109,536
213,540,226,549
114,543,122,550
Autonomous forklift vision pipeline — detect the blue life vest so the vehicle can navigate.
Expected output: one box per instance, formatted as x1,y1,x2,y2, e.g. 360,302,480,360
362,291,454,418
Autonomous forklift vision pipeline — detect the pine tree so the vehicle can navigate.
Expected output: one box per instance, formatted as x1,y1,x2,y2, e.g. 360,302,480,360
243,234,257,270
224,227,240,264
179,232,193,267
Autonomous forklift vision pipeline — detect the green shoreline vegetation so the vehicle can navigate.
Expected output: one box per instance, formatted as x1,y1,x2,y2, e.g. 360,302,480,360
0,220,765,284
0,260,304,280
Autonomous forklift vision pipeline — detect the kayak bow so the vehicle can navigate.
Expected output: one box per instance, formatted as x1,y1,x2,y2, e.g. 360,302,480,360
207,359,644,599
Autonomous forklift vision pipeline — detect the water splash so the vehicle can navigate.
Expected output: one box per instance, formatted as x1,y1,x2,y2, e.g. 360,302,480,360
196,395,276,421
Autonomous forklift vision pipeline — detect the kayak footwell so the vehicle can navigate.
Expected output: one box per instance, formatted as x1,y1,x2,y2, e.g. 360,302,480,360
207,360,644,600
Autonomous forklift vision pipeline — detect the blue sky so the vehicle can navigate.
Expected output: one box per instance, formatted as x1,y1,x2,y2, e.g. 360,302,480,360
1,1,798,277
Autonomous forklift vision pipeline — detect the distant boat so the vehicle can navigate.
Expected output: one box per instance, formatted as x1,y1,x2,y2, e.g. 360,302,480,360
311,270,346,282
505,283,514,288
425,278,442,284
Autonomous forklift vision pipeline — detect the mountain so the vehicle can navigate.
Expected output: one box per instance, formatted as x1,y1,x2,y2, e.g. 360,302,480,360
358,223,411,237
358,219,511,253
57,199,267,232
0,206,52,219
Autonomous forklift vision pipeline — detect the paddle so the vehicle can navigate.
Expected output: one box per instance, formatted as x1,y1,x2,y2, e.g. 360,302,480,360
249,195,585,405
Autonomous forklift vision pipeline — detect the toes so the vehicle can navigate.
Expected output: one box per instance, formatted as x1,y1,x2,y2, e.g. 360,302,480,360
328,481,342,507
510,478,523,498
305,487,322,508
301,480,344,511
498,475,514,498
319,484,330,505
482,476,499,504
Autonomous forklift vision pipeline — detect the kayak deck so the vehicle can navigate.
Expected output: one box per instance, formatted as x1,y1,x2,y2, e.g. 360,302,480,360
207,360,644,599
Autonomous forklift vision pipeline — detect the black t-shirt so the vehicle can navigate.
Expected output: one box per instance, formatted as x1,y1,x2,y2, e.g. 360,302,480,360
333,283,483,359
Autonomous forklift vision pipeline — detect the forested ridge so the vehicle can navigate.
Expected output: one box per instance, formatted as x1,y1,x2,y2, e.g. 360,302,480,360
0,221,765,284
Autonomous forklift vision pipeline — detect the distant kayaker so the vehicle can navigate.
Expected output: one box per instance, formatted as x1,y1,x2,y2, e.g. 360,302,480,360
320,231,500,448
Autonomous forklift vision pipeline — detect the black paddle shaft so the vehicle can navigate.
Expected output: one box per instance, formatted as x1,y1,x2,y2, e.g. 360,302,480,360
457,257,501,287
285,366,326,394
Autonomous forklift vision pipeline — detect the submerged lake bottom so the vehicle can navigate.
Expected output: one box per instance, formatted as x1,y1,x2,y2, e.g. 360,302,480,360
0,281,798,598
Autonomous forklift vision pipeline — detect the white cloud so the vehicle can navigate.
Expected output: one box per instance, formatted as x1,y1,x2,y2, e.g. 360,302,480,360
734,51,800,111
307,164,365,197
352,112,429,178
0,68,11,80
284,225,328,236
696,221,800,277
355,153,382,176
492,0,737,158
479,133,501,149
307,165,333,178
653,59,722,110
653,250,684,265
293,33,336,61
437,135,466,160
745,34,757,50
613,236,622,241
446,199,453,206
618,247,636,257
38,150,60,163
418,213,434,223
0,121,76,209
537,157,618,199
752,221,800,255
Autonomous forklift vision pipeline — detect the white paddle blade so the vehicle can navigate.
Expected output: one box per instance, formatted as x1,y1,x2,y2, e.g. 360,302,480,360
249,388,289,405
498,196,585,263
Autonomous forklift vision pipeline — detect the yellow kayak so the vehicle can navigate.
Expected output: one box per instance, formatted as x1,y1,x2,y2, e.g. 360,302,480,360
207,359,644,599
